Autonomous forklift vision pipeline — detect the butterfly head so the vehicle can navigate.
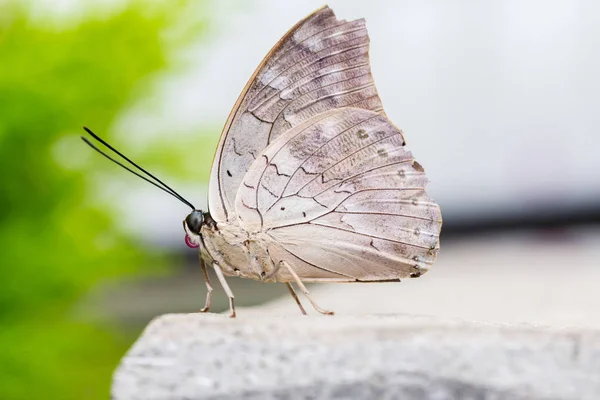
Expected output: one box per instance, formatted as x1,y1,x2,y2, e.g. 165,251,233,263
183,210,204,249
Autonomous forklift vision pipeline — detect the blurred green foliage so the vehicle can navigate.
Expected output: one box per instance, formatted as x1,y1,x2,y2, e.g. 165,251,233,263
0,1,206,398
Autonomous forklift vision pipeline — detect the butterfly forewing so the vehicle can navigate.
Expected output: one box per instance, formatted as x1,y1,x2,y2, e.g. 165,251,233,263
209,6,383,223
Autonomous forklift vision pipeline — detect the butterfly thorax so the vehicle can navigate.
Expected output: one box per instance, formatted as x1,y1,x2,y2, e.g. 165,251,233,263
198,217,280,282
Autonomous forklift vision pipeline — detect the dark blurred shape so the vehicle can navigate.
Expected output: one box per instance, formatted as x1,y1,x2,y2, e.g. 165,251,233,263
441,197,600,239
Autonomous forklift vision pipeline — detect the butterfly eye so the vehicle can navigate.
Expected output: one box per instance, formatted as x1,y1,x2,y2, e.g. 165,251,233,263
185,211,204,234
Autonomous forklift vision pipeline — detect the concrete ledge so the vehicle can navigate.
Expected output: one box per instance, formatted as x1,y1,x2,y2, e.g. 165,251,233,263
112,313,600,399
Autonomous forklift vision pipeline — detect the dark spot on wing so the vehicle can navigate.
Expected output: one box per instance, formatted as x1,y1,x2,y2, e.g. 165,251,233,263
369,239,379,251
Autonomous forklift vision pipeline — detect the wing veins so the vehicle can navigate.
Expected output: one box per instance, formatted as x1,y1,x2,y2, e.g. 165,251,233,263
250,57,370,114
330,187,425,207
292,130,401,196
309,159,416,199
270,220,431,250
255,18,350,90
264,42,370,143
275,245,357,279
256,23,367,108
254,111,336,225
269,161,292,177
310,221,435,247
262,115,386,213
272,114,385,204
286,187,427,223
334,211,441,223
343,92,382,110
260,182,279,198
284,80,375,120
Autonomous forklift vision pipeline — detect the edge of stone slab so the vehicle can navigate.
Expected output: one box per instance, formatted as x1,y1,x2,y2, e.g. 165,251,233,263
113,313,600,400
139,311,600,337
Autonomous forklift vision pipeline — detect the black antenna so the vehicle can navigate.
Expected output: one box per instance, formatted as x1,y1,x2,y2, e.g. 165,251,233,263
81,127,196,210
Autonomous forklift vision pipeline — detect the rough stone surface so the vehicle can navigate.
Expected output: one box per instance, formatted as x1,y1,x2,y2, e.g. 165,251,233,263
112,313,600,400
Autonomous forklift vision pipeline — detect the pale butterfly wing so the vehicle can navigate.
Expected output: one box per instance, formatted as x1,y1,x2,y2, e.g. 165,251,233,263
208,6,383,223
235,108,441,282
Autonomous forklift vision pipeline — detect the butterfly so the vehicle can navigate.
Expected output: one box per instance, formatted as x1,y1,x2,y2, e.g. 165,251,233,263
83,6,442,317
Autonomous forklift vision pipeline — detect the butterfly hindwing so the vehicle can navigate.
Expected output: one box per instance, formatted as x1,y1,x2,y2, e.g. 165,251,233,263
209,6,383,223
235,108,441,281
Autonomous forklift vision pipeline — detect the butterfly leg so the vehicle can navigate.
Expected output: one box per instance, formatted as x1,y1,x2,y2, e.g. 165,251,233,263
261,253,281,282
280,261,334,316
212,262,236,318
199,259,213,313
285,282,307,315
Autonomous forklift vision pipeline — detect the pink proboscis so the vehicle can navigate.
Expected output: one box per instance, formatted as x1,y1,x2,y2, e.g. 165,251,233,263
185,235,199,248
